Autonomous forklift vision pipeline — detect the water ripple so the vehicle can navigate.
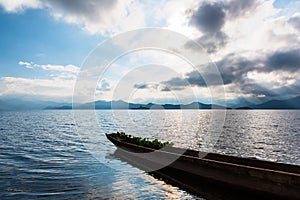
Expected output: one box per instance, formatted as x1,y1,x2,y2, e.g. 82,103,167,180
0,110,299,199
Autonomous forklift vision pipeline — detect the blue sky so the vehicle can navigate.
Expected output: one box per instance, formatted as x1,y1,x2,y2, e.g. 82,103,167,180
0,0,299,105
0,9,102,77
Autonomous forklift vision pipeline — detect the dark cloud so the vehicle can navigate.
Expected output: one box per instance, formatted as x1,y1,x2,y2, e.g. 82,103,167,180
189,2,227,53
221,49,300,81
185,31,228,53
288,15,300,31
274,83,300,97
190,2,226,33
240,83,278,97
162,77,189,88
161,68,234,90
160,86,171,92
216,56,259,84
266,49,300,72
47,0,116,12
160,77,190,91
134,83,160,90
198,31,228,53
185,0,300,96
187,0,259,53
134,83,149,89
161,55,257,90
240,82,300,99
184,71,206,86
190,0,259,30
134,82,174,92
45,0,117,22
154,49,300,98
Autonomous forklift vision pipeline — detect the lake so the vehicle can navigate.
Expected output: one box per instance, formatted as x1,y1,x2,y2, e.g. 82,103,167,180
0,110,299,199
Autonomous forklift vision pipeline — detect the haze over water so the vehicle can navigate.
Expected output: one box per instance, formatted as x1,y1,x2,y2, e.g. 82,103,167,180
1,110,299,199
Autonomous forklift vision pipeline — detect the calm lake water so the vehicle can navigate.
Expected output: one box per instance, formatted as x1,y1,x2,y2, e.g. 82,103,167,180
1,110,299,199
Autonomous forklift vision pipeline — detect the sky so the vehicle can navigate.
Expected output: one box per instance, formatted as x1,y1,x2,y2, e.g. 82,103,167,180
0,0,299,106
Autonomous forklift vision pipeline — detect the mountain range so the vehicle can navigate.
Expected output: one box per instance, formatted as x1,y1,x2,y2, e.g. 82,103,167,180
251,96,300,109
69,100,230,110
0,96,299,110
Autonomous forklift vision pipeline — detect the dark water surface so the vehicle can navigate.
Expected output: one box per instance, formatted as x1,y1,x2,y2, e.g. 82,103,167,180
1,110,299,199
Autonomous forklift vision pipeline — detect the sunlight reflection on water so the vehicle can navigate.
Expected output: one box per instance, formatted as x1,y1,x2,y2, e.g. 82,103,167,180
0,110,299,199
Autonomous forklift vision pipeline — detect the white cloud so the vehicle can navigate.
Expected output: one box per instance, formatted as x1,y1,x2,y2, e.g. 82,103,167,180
160,0,200,37
0,61,81,101
18,61,33,68
151,0,300,62
39,64,79,73
220,7,299,60
97,79,110,91
157,0,300,102
43,0,146,35
0,0,41,13
246,70,299,88
19,61,79,74
1,0,300,104
0,76,75,101
0,0,146,35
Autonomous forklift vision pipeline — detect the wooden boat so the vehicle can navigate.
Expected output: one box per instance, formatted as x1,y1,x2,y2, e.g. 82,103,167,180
106,133,300,199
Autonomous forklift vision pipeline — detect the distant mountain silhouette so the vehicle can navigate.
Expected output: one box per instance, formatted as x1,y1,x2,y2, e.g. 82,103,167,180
45,105,72,110
46,100,231,110
251,96,300,109
0,98,70,110
0,95,299,110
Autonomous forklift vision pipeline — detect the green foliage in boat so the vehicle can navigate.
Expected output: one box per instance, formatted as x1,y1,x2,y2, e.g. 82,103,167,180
115,132,173,149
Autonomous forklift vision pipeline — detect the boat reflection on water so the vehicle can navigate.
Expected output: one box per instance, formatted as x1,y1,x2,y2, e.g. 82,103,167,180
112,149,267,200
107,133,300,200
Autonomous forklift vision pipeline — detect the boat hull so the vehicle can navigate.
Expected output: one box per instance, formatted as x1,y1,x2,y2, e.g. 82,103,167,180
106,133,300,199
